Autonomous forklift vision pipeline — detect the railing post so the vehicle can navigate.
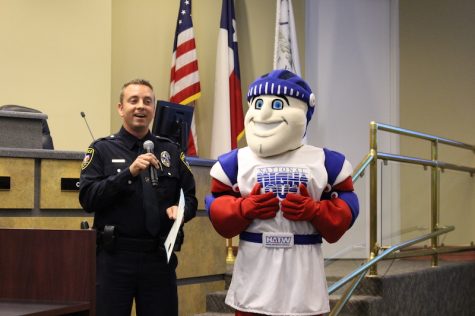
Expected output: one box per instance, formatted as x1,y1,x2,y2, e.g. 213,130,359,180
431,140,440,267
369,122,379,275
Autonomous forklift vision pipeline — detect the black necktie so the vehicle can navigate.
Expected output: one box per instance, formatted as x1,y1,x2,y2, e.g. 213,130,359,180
137,141,160,236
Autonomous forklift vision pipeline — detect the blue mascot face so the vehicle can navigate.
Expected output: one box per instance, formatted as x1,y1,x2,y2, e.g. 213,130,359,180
245,70,316,157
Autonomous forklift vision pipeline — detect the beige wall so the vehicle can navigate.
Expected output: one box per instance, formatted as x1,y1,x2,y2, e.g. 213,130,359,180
0,0,112,151
1,0,473,246
399,0,475,243
110,0,305,158
0,0,305,156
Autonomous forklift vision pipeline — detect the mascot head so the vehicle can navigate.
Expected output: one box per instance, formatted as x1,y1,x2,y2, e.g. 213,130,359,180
245,69,316,157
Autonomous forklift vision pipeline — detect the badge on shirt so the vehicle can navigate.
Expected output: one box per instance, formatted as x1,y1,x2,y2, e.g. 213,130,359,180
160,151,171,167
81,148,94,170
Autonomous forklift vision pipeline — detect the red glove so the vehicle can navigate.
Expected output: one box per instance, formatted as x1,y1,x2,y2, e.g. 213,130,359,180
281,184,319,221
241,183,279,220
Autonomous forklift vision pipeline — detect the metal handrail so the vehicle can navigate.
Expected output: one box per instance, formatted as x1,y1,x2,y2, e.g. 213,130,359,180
384,244,475,260
375,122,475,151
329,122,475,315
351,152,374,183
328,226,455,316
378,152,475,175
328,225,454,295
367,122,475,273
329,265,367,316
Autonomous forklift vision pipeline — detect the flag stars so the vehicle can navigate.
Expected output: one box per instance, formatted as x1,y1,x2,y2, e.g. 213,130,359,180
232,19,238,42
181,9,187,16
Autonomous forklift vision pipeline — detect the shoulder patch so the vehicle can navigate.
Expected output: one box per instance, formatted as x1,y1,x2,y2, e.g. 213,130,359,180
180,152,192,172
156,135,179,146
81,147,94,170
89,136,111,147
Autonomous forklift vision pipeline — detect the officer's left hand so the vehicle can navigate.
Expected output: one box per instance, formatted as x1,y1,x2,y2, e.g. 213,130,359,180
281,184,319,221
167,205,183,222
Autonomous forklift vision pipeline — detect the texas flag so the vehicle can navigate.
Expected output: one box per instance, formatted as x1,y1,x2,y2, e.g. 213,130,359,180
210,0,244,159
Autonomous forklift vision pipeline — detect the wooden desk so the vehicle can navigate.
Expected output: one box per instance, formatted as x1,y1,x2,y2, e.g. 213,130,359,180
0,152,224,315
0,229,96,316
0,300,90,316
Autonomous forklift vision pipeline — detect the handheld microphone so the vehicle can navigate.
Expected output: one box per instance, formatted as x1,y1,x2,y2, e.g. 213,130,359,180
80,111,95,141
143,140,159,187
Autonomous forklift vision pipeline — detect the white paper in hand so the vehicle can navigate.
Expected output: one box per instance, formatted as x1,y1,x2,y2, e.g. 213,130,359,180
164,189,185,262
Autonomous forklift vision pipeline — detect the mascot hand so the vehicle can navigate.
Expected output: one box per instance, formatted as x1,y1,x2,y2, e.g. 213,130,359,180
241,183,279,220
281,184,319,221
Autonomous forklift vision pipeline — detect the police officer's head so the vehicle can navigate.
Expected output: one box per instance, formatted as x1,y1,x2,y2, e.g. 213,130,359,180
118,79,156,139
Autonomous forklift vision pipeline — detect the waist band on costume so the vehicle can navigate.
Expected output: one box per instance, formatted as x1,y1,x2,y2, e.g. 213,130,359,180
239,231,322,245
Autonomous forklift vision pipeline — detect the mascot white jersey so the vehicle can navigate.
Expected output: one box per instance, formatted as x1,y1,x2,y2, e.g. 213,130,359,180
206,70,359,316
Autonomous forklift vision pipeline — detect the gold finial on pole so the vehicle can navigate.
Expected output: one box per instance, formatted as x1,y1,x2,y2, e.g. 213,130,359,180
226,238,236,264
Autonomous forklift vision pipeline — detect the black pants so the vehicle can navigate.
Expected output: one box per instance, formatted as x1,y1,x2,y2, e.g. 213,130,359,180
96,249,178,316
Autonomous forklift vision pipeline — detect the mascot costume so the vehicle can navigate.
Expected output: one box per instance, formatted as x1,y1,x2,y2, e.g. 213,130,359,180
206,70,359,316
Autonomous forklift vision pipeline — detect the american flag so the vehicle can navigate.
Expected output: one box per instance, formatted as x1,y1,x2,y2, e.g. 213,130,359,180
170,0,201,156
210,0,244,159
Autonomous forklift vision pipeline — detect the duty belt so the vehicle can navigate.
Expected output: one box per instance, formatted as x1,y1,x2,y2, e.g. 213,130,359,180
114,237,163,253
97,229,165,253
240,231,322,245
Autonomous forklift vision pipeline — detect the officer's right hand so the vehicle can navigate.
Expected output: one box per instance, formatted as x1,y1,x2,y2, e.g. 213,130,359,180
129,153,160,177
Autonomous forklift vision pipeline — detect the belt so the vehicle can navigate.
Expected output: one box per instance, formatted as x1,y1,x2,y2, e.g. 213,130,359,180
239,231,322,245
97,230,165,253
114,237,164,253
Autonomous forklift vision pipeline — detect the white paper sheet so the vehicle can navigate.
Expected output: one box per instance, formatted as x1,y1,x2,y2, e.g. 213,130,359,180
164,189,185,262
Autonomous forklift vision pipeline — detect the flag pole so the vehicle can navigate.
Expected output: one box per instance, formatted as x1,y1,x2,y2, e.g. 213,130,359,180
213,0,243,265
226,238,235,264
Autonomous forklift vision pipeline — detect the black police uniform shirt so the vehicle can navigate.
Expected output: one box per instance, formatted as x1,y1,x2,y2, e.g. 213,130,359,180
79,127,198,239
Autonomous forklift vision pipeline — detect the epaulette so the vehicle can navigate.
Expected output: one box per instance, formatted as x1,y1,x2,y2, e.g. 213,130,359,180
155,135,180,148
91,134,117,145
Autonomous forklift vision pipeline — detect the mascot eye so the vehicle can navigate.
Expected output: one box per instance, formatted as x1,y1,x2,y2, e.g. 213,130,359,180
255,98,264,110
272,99,284,110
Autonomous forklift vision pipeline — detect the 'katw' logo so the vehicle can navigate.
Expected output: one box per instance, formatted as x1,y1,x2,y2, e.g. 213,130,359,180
263,232,294,248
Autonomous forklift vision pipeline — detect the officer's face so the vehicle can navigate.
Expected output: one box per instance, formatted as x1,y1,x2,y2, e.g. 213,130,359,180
245,95,307,157
118,84,155,138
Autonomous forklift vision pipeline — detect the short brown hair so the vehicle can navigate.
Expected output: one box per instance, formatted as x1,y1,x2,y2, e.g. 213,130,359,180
119,79,154,103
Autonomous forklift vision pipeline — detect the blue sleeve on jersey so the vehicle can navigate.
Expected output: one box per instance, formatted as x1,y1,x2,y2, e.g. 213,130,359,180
323,148,358,226
217,149,239,185
204,193,215,217
323,148,345,186
338,191,359,227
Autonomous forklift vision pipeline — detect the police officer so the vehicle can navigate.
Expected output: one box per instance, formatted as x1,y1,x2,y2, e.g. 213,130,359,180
79,78,197,316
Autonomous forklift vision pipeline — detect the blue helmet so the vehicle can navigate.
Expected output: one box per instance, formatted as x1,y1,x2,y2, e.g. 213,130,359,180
247,69,316,125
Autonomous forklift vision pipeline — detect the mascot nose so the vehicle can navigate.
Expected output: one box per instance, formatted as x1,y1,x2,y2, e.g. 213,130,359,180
256,102,273,120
